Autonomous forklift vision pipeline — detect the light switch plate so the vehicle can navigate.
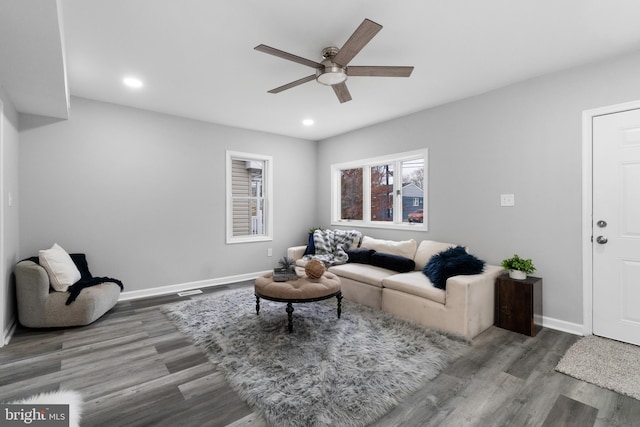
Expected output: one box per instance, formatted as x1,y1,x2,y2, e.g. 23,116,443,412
500,194,515,207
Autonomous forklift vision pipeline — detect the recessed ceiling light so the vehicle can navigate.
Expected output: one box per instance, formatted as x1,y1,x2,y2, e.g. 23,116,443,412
302,119,314,126
123,77,143,88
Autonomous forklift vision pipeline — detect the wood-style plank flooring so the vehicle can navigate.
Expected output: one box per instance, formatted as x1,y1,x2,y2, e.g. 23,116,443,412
1,282,639,426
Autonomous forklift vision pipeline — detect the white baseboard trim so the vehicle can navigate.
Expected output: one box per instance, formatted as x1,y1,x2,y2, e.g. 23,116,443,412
117,273,585,337
117,270,584,338
118,270,270,302
2,277,585,345
541,315,583,336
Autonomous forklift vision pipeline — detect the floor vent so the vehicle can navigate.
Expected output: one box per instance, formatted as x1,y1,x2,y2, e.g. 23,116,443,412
177,289,203,297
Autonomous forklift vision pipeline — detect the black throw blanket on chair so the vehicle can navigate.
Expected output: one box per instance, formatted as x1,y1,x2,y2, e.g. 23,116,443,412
66,277,124,305
23,253,124,305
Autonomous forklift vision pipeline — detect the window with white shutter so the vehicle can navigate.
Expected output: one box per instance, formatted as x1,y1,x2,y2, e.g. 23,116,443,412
226,151,273,243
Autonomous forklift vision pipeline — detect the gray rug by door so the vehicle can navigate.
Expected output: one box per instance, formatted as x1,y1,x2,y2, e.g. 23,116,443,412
555,335,640,400
163,288,467,427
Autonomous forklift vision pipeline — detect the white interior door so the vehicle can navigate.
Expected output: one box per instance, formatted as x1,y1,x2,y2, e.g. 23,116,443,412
593,108,640,346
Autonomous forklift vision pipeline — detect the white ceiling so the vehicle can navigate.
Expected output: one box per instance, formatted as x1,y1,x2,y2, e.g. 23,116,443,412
3,1,640,140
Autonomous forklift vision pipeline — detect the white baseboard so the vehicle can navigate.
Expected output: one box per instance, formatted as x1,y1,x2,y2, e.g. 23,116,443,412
118,270,270,301
2,272,584,345
118,272,587,337
541,315,583,336
0,272,267,346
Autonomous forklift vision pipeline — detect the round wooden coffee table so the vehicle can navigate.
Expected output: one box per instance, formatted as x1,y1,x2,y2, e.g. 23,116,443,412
254,271,342,333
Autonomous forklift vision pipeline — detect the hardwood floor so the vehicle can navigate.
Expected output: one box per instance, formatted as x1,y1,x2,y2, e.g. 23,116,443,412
1,282,639,426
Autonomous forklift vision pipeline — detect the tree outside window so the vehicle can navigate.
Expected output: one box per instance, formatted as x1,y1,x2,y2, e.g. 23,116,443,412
371,164,393,222
340,168,363,220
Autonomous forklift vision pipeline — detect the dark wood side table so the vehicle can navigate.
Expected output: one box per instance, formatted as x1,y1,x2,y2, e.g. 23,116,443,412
495,274,542,336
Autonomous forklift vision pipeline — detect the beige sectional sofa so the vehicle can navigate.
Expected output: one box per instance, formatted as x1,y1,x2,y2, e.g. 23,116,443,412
288,237,503,339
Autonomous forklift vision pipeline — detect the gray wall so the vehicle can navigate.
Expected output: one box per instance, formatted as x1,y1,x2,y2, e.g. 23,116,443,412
1,86,19,345
317,49,640,326
13,50,640,327
19,97,316,293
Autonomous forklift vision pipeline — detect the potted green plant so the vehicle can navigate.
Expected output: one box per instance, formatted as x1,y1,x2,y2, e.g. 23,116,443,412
501,254,535,280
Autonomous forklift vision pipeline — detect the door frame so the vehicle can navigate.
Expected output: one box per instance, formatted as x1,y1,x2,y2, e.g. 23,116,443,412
582,99,640,336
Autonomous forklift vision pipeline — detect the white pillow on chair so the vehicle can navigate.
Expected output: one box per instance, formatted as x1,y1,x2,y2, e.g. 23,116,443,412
39,243,81,292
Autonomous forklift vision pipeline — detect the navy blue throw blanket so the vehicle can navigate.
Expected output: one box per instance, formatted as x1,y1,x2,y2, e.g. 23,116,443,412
24,253,124,305
66,276,124,305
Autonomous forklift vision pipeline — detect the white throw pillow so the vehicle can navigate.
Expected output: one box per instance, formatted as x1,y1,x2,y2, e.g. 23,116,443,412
360,236,417,259
39,243,81,292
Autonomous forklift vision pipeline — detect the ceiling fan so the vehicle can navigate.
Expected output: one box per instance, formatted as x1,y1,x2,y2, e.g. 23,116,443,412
255,18,414,103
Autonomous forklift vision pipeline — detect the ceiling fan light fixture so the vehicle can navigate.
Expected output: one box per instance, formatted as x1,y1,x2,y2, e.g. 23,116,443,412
316,65,347,86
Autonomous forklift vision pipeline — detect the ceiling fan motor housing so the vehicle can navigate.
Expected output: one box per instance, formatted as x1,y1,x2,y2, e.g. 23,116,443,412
316,46,347,86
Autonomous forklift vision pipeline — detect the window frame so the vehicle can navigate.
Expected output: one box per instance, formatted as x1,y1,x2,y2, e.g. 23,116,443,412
330,149,428,231
226,150,274,244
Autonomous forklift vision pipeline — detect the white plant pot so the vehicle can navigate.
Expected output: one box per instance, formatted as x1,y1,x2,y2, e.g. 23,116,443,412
509,270,527,280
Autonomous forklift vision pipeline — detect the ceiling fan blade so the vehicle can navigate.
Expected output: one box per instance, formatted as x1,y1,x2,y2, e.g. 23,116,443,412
332,82,352,103
332,19,383,67
255,44,323,69
267,74,316,94
347,66,414,77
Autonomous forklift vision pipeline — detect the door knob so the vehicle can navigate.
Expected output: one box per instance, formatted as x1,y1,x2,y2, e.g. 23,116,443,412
596,236,608,244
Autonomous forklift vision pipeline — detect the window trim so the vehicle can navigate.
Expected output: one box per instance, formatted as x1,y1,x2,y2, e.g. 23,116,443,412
331,149,428,231
226,150,274,244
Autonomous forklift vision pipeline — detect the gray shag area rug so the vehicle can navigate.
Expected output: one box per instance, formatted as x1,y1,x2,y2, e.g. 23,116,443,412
163,287,467,427
555,335,640,400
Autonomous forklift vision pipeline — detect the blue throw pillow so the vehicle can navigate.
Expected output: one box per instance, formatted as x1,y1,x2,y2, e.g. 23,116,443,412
371,252,416,273
303,232,316,256
423,246,485,289
346,249,376,264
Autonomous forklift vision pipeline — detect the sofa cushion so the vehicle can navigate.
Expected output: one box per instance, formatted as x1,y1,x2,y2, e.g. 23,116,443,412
413,240,457,271
346,248,376,264
382,272,446,304
423,246,485,290
329,263,396,288
38,243,82,292
371,252,415,273
360,236,417,259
